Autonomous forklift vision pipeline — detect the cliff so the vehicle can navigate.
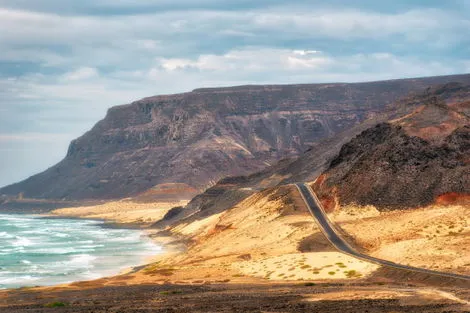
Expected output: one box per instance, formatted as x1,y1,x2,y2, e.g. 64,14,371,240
2,74,470,200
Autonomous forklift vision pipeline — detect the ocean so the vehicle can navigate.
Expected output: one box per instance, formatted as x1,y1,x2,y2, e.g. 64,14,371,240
0,214,161,289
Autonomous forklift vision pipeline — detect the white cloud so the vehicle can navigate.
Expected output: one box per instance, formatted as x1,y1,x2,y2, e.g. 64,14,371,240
143,48,467,92
137,39,161,50
251,8,466,41
158,58,197,71
156,49,333,72
0,133,72,142
285,55,332,70
62,67,99,81
0,7,467,65
293,50,321,56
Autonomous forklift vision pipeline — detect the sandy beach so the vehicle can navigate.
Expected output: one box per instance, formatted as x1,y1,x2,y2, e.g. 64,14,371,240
51,199,189,225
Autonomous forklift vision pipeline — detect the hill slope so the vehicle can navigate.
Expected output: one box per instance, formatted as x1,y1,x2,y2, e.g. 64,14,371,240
2,74,470,200
313,83,470,211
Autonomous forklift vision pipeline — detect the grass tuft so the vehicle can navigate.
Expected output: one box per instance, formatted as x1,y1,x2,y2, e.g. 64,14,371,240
344,270,362,278
44,302,67,308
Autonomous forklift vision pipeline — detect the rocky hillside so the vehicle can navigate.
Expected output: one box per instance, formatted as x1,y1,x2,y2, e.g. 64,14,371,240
313,83,470,211
2,74,470,200
156,81,470,226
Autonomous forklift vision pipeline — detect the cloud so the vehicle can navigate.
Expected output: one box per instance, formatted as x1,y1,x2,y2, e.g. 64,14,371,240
0,7,468,58
156,49,333,72
0,0,465,15
0,133,72,142
62,67,98,81
152,48,463,82
293,50,321,56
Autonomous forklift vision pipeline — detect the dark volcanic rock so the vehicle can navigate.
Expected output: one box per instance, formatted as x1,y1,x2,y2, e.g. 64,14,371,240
314,93,470,210
2,74,470,200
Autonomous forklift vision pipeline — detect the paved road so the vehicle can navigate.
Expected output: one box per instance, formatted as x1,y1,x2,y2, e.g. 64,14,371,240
295,182,470,282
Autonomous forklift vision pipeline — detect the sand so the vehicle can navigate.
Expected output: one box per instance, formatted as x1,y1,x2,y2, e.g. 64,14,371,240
122,185,382,285
48,182,469,285
329,203,470,275
233,252,378,280
47,185,383,286
51,200,188,225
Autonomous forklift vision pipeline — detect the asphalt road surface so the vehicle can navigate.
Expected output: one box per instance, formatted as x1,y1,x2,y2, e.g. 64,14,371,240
295,182,470,282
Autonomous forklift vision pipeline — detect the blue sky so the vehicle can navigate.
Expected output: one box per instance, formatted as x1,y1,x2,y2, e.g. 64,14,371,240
0,0,469,188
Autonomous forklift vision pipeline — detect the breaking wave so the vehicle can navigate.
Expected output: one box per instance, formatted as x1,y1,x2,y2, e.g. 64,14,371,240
0,214,161,289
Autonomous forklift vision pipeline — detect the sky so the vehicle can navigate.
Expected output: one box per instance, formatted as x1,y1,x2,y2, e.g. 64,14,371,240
0,1,469,188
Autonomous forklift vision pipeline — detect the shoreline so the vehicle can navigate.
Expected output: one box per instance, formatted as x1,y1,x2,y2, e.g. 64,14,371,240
44,211,176,281
0,211,171,291
41,213,150,230
45,198,191,271
46,205,181,268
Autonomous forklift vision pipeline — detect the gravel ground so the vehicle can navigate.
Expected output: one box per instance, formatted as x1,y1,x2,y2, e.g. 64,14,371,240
1,282,468,313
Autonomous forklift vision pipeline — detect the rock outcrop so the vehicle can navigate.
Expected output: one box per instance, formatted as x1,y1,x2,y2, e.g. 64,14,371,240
314,83,470,210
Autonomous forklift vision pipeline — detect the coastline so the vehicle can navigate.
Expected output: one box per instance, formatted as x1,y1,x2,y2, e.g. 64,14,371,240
44,199,192,283
47,198,189,257
0,207,174,291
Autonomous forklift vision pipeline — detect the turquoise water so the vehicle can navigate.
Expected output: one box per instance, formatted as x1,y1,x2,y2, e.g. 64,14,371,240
0,214,161,289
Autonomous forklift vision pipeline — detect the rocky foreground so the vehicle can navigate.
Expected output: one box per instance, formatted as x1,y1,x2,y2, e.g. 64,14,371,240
2,282,469,313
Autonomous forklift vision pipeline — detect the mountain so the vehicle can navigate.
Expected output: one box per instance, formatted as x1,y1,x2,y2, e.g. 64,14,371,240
313,82,470,211
157,80,470,227
2,74,470,201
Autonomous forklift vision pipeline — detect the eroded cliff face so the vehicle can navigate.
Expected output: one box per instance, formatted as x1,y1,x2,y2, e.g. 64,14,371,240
2,74,470,200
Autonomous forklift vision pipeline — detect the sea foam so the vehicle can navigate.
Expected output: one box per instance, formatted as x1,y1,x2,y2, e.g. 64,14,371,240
0,214,161,289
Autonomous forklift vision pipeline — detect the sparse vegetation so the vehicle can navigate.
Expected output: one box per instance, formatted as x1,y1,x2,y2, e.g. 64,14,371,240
344,270,362,278
44,302,67,308
335,262,347,268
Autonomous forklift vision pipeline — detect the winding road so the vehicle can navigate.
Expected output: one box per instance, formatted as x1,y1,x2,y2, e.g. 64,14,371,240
295,182,470,282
